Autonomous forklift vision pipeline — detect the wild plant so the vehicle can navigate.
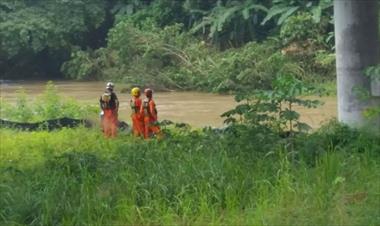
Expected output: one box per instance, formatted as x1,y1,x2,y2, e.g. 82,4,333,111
1,82,97,122
222,74,324,134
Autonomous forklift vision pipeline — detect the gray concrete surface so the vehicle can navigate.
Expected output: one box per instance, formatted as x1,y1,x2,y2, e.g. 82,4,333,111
334,0,380,128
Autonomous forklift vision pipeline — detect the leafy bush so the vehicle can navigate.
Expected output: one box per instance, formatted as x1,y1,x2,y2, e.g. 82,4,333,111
12,89,34,122
222,75,325,133
280,12,327,45
295,119,380,164
278,11,335,80
107,20,187,79
65,21,336,92
190,0,268,48
0,82,98,122
362,64,380,119
63,15,336,92
63,21,195,88
61,48,117,80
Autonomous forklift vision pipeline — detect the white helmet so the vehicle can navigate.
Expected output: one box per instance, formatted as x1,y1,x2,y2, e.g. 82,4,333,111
106,82,114,90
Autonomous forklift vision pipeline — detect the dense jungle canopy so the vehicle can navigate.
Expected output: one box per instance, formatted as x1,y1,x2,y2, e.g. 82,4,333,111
0,0,374,92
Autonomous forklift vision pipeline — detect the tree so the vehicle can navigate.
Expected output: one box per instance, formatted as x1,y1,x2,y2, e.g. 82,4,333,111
261,0,333,25
0,0,106,78
190,0,269,48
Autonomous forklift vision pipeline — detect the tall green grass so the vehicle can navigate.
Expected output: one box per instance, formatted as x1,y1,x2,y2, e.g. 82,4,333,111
0,82,98,122
0,123,379,225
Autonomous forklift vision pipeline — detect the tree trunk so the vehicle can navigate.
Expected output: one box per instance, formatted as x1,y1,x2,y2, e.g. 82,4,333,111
334,0,380,128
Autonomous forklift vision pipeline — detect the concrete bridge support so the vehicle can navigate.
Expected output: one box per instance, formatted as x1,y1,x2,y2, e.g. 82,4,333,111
334,0,380,128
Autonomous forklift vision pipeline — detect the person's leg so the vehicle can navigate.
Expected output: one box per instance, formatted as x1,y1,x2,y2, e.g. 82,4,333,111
112,113,118,138
111,123,117,138
132,116,140,136
103,110,114,138
143,117,150,139
103,116,111,138
137,117,144,137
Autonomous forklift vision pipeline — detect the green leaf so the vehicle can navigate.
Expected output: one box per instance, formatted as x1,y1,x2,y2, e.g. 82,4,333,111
311,6,322,23
261,5,291,25
216,5,241,32
190,18,211,34
364,65,380,81
277,6,299,25
242,4,268,19
295,122,312,132
224,117,237,124
242,8,250,20
221,109,237,118
280,109,300,121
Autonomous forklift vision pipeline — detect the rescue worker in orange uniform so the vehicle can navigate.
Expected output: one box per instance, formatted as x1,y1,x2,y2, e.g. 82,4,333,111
130,87,144,137
140,88,161,139
99,82,119,138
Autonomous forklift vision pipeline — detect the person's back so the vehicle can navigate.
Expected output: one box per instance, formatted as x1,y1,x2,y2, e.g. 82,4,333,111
141,98,157,121
100,82,119,138
130,87,144,137
100,91,118,111
140,88,160,139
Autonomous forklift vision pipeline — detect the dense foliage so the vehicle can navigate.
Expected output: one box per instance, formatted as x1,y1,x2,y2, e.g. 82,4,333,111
63,23,334,92
62,0,335,92
1,121,379,225
0,0,109,78
1,0,337,92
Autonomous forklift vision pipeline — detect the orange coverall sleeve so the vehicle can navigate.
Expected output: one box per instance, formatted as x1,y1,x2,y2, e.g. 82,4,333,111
149,100,157,121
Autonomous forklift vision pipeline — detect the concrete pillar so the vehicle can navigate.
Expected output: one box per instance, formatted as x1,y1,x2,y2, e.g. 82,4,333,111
334,0,380,128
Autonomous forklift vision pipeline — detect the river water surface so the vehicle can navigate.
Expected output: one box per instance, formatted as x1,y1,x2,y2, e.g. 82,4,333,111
0,81,337,128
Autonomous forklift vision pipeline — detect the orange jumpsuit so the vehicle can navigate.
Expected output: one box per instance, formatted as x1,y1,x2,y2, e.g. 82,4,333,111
103,109,118,138
130,97,144,137
100,92,119,138
140,98,160,139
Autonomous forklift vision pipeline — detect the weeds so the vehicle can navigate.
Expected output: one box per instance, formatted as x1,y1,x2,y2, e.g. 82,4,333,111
0,82,98,122
0,81,378,225
0,122,379,225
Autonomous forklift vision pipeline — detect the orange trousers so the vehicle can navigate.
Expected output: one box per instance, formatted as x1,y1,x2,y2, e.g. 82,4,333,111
103,109,118,138
143,117,161,139
131,114,144,137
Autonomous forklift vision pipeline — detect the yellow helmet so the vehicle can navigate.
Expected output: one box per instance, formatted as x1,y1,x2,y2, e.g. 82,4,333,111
131,87,141,97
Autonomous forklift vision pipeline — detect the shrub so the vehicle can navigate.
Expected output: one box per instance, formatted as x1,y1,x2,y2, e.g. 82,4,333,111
0,81,98,122
13,89,34,122
62,18,335,92
61,48,117,80
222,74,325,134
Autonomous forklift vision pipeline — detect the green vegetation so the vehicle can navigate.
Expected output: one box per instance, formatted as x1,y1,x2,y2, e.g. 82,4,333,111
1,0,336,92
1,1,379,225
222,74,325,133
361,65,380,119
62,6,334,92
1,85,379,225
1,122,379,225
0,0,107,78
0,82,98,122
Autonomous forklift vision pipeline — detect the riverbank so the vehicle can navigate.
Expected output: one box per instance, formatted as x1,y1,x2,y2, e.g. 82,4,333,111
0,123,379,225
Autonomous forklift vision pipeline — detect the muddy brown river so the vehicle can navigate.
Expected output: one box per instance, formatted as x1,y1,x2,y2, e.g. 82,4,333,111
0,81,337,128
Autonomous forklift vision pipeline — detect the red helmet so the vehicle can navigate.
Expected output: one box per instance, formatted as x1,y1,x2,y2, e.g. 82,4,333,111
144,88,153,98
